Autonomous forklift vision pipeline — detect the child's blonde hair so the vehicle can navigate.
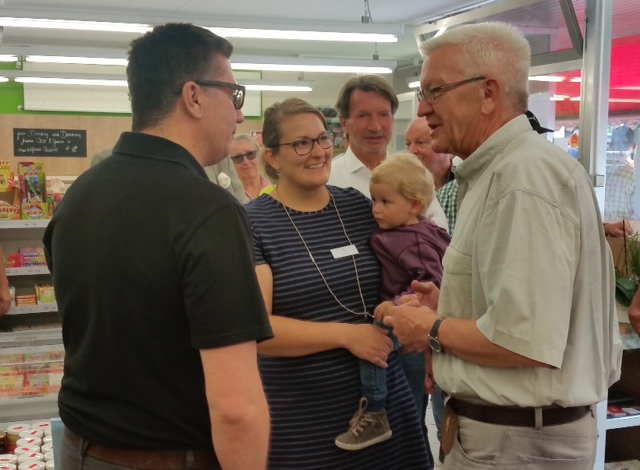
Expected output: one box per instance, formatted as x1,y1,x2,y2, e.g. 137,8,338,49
370,152,436,217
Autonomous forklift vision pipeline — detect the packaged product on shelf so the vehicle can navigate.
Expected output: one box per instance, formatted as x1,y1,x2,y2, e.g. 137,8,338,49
17,452,43,464
31,422,51,435
6,254,22,268
0,365,23,398
22,463,45,470
0,161,20,221
14,295,37,307
15,439,40,449
34,285,55,304
45,178,66,217
17,248,46,267
18,162,48,220
0,454,17,465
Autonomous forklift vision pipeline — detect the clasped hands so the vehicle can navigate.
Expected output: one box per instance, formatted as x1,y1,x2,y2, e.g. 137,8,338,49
375,280,440,354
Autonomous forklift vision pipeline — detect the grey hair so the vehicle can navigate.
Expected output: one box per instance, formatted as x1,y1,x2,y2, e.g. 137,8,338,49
420,22,530,113
232,133,260,152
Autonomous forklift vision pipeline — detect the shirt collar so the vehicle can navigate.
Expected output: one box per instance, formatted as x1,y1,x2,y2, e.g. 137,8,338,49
455,114,532,188
342,147,389,173
112,132,208,179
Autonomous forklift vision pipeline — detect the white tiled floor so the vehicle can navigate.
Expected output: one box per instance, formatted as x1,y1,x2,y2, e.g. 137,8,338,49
426,400,443,468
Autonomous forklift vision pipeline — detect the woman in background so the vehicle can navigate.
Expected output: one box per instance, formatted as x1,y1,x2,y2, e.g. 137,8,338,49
245,97,431,469
230,134,271,201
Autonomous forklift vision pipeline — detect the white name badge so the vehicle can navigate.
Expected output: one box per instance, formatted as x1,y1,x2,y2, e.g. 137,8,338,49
331,244,359,259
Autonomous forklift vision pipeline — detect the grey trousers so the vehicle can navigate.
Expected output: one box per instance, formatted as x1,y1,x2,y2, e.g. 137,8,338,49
444,406,598,470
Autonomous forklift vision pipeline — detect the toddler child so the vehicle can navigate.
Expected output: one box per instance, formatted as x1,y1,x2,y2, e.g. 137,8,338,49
335,152,450,451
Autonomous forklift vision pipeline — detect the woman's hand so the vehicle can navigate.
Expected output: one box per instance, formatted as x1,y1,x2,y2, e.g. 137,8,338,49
345,323,394,368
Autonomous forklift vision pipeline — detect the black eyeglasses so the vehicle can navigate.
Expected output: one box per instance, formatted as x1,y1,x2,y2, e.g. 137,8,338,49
185,80,246,110
231,150,258,164
416,76,486,104
273,132,335,156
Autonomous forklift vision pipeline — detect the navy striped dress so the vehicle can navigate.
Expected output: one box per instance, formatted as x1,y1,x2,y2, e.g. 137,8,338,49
246,186,431,470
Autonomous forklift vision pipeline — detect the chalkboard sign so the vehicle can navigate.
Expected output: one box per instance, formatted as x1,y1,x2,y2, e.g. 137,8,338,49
13,128,87,157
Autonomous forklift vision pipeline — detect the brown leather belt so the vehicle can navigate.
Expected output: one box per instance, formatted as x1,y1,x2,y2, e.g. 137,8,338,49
448,397,591,427
64,428,221,470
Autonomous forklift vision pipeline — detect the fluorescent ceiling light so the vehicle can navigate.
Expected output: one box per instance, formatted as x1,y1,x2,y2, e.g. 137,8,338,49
238,79,315,92
407,80,420,89
0,17,151,33
15,76,127,87
210,27,397,43
0,77,8,83
528,75,565,82
1,16,399,43
230,55,397,73
246,84,312,92
232,63,393,74
14,53,395,74
26,55,128,66
0,55,18,62
434,27,447,38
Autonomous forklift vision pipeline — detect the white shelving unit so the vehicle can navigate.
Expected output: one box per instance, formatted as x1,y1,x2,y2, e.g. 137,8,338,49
0,218,61,424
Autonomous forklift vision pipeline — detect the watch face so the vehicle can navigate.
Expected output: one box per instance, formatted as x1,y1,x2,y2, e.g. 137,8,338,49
429,336,442,353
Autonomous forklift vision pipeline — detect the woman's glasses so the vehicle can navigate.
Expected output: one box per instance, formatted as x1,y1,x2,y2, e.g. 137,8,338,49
231,150,258,164
274,132,335,156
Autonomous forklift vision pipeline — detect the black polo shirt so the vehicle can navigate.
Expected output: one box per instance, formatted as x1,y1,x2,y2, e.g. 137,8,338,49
44,132,272,450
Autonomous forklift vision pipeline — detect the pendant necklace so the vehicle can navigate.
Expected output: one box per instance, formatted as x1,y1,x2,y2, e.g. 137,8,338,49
277,186,371,318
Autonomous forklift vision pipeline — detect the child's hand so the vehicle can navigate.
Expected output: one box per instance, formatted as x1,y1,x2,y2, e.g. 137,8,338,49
373,301,395,322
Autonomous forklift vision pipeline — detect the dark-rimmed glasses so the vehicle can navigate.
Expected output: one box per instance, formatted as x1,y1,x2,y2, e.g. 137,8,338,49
231,150,258,164
183,80,246,110
416,76,486,104
273,132,335,156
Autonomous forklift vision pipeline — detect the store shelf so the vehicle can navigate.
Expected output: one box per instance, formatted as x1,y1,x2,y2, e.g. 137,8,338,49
5,266,50,276
0,329,62,347
607,414,640,430
0,220,50,229
6,303,58,315
0,395,59,423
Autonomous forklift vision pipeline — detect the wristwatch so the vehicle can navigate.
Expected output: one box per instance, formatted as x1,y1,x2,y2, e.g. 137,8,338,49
428,318,446,353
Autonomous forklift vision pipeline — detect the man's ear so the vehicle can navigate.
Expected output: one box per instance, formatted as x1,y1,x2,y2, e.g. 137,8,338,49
180,81,205,119
479,78,499,115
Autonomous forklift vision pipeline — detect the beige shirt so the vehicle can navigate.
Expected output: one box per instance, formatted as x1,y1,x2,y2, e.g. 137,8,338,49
329,148,450,233
434,115,622,407
204,157,250,204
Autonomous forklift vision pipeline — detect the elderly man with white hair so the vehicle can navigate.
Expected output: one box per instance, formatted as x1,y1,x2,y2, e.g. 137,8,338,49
385,22,622,469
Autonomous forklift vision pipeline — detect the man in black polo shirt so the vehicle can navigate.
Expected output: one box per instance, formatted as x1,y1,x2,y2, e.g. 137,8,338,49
44,23,273,470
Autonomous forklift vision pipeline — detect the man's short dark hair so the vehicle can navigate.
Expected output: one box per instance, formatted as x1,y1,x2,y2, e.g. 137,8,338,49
127,23,233,131
334,75,399,120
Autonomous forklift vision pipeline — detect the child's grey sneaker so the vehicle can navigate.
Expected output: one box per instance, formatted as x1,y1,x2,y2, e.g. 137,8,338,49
335,398,392,451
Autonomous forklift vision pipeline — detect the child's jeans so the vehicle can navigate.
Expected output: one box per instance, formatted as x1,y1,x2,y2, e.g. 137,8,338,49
359,321,402,405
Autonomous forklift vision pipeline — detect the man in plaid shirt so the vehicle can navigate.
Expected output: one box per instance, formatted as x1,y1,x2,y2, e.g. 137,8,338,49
605,126,636,222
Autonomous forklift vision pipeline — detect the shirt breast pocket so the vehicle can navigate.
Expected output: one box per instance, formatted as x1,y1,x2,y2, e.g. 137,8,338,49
440,246,473,318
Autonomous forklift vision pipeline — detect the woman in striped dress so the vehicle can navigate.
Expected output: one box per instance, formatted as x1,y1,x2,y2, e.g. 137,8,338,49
245,97,431,470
